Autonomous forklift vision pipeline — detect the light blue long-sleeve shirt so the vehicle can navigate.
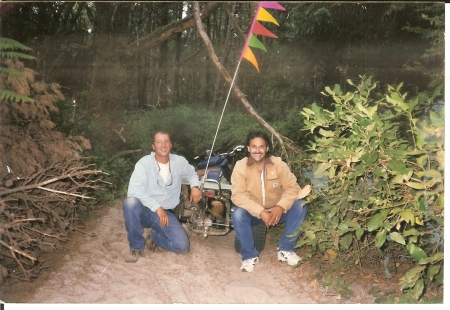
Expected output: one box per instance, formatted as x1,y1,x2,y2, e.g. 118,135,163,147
127,152,200,212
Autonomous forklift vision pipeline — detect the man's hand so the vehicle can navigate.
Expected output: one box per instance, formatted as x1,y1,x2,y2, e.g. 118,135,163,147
260,205,283,227
268,205,283,226
260,209,272,228
190,186,202,203
156,207,169,227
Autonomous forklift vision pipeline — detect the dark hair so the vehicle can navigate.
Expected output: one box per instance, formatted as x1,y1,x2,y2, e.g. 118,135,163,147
245,131,272,156
153,130,171,144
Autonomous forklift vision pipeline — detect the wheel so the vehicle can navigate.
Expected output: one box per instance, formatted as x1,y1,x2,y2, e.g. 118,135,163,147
234,222,267,253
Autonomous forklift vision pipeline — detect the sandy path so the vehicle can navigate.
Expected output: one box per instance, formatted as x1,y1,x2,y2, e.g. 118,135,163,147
1,199,376,304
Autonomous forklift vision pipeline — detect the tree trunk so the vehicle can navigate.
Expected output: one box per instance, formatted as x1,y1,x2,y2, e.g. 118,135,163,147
126,2,222,54
192,2,302,162
86,3,131,152
172,4,184,105
211,3,236,112
84,2,223,153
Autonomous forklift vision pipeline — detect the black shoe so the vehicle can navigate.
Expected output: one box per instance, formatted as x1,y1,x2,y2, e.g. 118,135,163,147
125,250,144,263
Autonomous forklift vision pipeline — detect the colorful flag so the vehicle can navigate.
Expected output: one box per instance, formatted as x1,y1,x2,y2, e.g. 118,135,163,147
239,2,285,73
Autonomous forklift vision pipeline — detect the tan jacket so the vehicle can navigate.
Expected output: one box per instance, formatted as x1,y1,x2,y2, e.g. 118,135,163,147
231,156,300,218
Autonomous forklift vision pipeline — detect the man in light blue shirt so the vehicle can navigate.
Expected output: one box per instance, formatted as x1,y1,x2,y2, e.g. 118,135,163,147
123,131,202,263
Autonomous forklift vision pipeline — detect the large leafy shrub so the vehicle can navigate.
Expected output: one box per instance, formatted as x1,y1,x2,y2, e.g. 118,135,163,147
297,75,443,300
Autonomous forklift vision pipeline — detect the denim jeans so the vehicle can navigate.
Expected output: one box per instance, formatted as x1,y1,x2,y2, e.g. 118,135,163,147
232,199,308,260
123,197,190,253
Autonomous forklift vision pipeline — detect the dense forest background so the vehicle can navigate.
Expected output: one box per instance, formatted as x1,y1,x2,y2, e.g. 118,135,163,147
0,1,444,301
1,2,443,157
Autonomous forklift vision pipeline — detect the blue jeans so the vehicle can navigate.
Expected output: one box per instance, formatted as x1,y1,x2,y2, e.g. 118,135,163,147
232,199,308,260
123,197,190,254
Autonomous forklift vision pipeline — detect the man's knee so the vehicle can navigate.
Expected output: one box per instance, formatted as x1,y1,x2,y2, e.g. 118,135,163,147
176,244,190,254
123,197,141,211
231,206,246,222
288,200,308,219
172,238,190,254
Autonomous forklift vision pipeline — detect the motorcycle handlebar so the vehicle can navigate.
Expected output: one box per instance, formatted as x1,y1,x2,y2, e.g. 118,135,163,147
233,145,245,153
224,145,245,156
195,145,244,160
194,149,211,160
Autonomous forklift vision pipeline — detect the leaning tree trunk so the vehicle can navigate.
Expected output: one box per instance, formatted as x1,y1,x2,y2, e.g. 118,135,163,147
192,2,303,163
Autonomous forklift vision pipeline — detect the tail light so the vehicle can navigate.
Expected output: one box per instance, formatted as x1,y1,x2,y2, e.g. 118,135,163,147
206,190,215,198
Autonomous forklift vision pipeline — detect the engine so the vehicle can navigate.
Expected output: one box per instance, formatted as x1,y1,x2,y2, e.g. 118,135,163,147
186,189,231,238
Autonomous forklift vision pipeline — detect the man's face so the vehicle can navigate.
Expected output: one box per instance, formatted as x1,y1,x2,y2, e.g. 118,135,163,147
247,137,269,164
152,132,172,157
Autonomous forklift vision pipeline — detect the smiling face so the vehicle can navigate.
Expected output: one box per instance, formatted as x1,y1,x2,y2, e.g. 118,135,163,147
152,132,172,161
247,137,269,164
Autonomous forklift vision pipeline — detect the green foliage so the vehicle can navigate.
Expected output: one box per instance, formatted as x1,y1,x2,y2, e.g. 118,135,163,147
0,67,26,77
274,106,308,146
1,51,37,61
123,106,261,162
0,37,35,57
284,3,422,44
0,89,34,103
331,276,355,298
86,148,132,202
402,3,444,88
51,94,133,204
0,37,36,104
52,100,263,203
298,75,443,300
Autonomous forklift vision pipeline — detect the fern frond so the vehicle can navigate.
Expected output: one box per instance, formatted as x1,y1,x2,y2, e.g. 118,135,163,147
0,51,36,60
0,67,27,78
0,38,36,105
0,89,34,103
0,37,34,52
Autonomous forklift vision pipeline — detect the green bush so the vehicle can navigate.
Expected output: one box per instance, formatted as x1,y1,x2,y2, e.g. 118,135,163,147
123,106,261,161
298,75,443,300
51,94,133,204
52,95,267,205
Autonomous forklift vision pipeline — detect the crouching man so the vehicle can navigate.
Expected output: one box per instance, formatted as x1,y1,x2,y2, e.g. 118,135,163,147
123,130,202,263
231,131,308,272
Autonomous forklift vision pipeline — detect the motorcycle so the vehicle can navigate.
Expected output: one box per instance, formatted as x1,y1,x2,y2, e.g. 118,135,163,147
173,145,267,252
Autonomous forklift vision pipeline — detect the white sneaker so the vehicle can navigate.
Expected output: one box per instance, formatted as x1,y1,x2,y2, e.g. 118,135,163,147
277,248,301,266
240,257,259,272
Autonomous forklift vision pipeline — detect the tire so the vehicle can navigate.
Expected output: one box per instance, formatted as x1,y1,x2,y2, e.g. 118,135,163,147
234,222,267,253
172,202,184,221
173,184,190,222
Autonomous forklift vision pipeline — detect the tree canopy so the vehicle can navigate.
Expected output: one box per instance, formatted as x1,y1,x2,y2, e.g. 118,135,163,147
1,2,443,122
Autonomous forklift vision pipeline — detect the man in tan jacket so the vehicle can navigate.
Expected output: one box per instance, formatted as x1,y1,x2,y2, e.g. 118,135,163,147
231,131,308,272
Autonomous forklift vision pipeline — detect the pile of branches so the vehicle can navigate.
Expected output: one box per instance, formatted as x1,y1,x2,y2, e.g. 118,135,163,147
0,52,106,284
0,160,106,282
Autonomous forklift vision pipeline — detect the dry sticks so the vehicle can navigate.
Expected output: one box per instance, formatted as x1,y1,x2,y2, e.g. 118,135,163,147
0,159,107,282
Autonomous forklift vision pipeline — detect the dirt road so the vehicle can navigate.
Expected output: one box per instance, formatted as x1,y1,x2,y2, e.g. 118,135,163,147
1,199,378,304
